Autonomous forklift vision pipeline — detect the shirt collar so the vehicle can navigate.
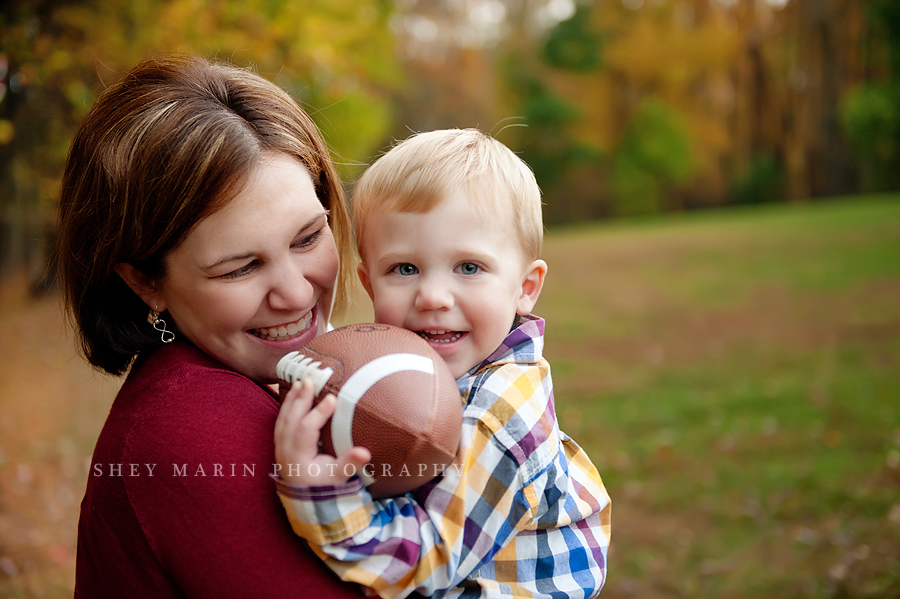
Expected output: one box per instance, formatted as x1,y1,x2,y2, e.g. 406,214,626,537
457,314,545,391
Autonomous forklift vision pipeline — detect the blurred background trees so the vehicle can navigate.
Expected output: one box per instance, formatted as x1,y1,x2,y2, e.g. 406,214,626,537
1,0,897,286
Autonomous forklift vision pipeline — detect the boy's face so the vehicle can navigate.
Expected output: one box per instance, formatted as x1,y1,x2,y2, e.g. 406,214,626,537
358,188,545,379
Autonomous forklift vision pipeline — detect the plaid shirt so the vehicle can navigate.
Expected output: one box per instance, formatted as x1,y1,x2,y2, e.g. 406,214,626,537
276,315,611,598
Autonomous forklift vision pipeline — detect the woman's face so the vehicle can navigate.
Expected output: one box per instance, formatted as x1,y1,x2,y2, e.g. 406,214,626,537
150,154,339,384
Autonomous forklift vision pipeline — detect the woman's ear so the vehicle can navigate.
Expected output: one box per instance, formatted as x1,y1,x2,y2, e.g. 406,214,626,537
517,259,548,316
114,263,166,312
357,262,376,302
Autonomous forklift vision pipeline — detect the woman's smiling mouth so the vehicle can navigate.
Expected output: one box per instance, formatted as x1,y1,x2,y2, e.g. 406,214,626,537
251,311,314,341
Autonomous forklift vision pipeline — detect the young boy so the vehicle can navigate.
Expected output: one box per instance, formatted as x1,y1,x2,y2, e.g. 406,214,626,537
274,129,611,598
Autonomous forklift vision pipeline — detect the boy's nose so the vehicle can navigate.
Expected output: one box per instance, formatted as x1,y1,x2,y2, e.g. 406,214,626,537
415,277,454,311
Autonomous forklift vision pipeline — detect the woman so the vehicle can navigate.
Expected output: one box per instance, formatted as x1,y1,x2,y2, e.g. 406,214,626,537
58,54,370,597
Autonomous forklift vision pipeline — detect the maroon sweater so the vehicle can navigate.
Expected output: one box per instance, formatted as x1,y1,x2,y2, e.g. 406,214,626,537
75,341,365,598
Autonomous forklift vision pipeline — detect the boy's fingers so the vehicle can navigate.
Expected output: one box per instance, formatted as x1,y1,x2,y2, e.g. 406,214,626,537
277,390,333,455
343,447,372,472
303,393,337,432
274,382,298,441
275,382,374,487
289,378,316,407
277,380,315,427
275,379,320,455
327,447,372,484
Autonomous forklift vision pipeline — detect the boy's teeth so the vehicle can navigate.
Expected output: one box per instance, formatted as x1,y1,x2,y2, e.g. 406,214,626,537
418,330,463,343
254,312,312,340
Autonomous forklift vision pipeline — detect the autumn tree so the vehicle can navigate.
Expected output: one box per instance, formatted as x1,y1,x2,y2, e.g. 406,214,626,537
841,0,900,191
0,0,399,285
1,0,894,287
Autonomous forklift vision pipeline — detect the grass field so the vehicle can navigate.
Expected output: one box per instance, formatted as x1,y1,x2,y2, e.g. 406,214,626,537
1,194,898,597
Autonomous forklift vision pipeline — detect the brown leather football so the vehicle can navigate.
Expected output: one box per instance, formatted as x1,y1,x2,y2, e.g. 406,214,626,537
276,323,462,497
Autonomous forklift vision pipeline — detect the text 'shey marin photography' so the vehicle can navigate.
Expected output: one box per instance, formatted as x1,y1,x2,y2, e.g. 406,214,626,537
91,462,462,479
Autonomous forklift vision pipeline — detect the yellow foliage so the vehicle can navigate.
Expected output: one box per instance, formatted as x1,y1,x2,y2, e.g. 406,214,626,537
0,119,14,145
15,0,400,170
545,1,742,163
604,11,739,90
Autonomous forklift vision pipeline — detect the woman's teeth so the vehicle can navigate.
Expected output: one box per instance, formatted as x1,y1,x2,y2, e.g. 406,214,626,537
253,312,313,341
418,330,463,343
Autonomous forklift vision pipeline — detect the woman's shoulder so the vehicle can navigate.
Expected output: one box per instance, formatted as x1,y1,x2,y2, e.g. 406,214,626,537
118,341,276,417
129,341,270,396
105,341,280,464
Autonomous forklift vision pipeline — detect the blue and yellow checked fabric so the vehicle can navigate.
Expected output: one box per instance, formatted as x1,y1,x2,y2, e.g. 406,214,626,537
276,316,611,598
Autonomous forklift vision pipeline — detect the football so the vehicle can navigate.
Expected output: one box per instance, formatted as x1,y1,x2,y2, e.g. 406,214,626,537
276,323,462,497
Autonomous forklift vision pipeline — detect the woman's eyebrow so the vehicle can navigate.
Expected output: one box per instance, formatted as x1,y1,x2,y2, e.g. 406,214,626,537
202,252,254,272
202,212,329,271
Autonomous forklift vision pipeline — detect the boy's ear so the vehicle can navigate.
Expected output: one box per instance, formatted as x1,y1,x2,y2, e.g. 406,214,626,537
357,263,376,301
114,263,166,312
517,259,547,316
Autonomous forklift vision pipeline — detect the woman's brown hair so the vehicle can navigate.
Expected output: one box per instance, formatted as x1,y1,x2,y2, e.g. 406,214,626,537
57,54,355,375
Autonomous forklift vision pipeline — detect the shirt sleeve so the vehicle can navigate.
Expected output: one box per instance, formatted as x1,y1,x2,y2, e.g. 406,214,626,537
276,360,609,598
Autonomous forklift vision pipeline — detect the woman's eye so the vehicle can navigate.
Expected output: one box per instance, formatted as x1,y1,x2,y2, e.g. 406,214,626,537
220,262,257,279
393,263,418,276
292,229,321,249
457,263,480,275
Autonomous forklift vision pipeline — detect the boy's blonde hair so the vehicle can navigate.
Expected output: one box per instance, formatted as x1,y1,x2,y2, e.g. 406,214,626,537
353,128,543,261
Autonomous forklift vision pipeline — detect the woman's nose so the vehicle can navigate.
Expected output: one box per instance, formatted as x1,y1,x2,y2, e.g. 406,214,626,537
267,263,314,311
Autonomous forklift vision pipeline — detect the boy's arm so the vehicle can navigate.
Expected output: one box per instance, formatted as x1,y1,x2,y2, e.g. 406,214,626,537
274,366,610,598
274,378,538,597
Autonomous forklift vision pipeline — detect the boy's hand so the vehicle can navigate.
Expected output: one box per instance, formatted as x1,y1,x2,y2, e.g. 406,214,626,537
274,378,372,487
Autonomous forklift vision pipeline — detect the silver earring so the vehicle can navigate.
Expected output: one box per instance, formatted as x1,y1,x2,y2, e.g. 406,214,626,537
147,307,175,344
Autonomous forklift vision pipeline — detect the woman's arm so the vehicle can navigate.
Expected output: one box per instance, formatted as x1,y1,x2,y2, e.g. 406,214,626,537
121,368,368,598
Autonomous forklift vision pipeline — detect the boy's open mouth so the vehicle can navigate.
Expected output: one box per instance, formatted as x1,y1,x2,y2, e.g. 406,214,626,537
417,329,463,344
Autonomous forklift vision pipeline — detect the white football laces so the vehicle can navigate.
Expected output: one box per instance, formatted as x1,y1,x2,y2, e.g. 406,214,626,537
276,351,335,395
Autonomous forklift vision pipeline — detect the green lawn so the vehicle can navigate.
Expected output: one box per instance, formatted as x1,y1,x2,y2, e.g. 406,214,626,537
537,195,900,598
1,194,897,597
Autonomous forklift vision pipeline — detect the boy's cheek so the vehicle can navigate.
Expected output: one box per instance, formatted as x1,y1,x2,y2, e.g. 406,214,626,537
371,298,402,325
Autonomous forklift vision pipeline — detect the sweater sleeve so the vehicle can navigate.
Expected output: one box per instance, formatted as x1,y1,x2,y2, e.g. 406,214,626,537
119,365,368,599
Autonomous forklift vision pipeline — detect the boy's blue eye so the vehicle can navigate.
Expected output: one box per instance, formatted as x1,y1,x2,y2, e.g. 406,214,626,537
394,263,418,276
457,263,479,275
